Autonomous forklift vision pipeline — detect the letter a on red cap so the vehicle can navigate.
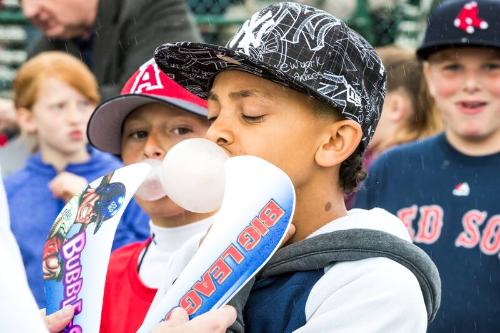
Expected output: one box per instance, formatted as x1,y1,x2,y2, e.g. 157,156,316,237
128,59,164,94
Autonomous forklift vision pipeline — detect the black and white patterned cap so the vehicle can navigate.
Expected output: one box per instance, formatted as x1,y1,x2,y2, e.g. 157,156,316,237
154,2,386,150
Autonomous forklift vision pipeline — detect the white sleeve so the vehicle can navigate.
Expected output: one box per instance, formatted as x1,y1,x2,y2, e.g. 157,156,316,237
294,257,427,333
0,172,49,333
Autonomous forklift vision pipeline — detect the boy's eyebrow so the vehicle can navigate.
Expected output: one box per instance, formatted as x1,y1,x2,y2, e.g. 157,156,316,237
207,91,218,102
207,89,271,102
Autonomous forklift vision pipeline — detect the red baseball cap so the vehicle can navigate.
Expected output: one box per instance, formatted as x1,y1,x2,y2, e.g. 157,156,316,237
87,58,208,154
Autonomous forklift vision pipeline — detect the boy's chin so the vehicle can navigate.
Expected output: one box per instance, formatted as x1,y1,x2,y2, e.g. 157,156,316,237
137,195,187,218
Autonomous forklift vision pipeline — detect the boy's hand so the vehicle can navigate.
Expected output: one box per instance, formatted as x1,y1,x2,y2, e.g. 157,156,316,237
40,305,74,332
49,172,88,202
152,306,236,333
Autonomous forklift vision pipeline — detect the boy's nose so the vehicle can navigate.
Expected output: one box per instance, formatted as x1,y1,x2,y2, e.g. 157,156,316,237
143,134,166,160
463,73,481,93
206,116,233,147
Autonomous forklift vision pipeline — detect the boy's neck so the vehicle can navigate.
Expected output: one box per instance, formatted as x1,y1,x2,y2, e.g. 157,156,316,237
446,130,500,156
289,173,347,244
39,143,90,172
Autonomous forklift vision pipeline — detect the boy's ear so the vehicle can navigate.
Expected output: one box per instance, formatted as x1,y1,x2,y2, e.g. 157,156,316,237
315,119,362,168
386,91,412,122
16,107,37,134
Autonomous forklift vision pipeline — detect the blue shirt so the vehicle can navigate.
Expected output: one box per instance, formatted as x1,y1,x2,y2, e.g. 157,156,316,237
355,133,500,333
244,269,323,333
5,147,149,307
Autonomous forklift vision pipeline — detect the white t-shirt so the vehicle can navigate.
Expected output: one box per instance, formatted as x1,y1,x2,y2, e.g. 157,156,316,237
139,218,213,288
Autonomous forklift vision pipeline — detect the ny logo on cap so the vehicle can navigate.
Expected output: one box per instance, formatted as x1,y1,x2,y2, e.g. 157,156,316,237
130,59,164,94
229,10,275,55
454,1,488,34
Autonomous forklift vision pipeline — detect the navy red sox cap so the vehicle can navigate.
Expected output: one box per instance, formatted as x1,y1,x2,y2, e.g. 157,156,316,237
417,0,500,60
154,2,386,152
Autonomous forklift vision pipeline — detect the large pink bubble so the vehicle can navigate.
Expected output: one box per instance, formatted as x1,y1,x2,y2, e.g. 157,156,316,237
161,138,229,213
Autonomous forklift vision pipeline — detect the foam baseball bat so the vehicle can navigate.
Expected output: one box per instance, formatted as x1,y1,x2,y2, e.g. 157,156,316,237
137,155,296,333
44,162,151,333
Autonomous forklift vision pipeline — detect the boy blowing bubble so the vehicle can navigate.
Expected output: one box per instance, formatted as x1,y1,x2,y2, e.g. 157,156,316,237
153,2,441,332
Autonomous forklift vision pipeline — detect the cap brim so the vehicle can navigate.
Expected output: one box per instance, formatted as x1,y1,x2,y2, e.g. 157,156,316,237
417,40,500,60
154,42,320,102
87,94,207,155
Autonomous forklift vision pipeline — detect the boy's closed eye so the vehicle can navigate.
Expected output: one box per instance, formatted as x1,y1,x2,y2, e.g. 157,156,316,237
241,113,265,123
207,113,266,124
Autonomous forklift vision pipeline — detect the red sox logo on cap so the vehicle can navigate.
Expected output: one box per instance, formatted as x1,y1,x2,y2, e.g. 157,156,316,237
123,58,165,94
454,1,488,34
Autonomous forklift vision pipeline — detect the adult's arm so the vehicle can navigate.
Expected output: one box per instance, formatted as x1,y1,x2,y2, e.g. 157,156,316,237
101,0,203,98
28,0,203,99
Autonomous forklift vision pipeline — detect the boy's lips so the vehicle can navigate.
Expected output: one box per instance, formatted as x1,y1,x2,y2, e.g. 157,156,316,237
456,101,488,115
69,130,83,140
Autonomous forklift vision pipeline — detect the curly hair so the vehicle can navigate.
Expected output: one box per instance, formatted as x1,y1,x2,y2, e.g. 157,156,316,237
339,145,367,194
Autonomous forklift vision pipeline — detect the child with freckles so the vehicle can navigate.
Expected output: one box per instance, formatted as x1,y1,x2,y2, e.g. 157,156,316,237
4,51,148,309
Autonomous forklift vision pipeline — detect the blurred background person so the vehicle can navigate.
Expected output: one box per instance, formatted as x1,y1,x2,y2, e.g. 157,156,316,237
355,1,500,331
4,51,149,308
22,0,202,99
346,45,441,208
366,45,442,168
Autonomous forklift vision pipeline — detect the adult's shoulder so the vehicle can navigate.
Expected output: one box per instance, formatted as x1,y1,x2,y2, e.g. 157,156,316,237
121,0,196,24
120,0,202,41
